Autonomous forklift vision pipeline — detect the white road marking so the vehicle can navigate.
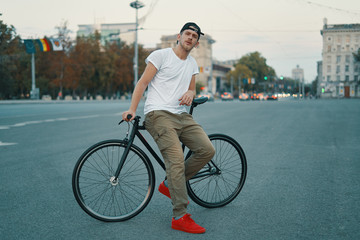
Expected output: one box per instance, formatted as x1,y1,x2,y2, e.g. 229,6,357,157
0,115,100,131
0,141,17,146
0,115,101,147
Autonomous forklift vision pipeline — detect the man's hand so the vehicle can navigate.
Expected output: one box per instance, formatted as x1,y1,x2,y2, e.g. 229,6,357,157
122,110,135,122
179,90,195,106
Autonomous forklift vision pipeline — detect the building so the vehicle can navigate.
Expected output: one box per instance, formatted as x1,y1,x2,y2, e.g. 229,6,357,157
77,23,136,46
292,65,305,97
319,18,360,98
158,34,223,94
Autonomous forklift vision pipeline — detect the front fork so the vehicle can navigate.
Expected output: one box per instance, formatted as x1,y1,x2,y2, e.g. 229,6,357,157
112,116,141,183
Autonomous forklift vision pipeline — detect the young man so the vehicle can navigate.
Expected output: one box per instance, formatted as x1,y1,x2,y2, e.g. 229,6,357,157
122,22,215,234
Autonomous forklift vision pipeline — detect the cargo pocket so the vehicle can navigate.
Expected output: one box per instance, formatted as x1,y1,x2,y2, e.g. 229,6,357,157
145,110,174,151
153,127,174,151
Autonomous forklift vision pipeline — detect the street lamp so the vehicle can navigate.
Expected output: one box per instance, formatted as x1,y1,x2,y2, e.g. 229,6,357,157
130,0,145,88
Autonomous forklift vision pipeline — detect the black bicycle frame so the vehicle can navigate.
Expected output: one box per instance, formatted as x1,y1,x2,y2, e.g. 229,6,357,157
113,97,215,180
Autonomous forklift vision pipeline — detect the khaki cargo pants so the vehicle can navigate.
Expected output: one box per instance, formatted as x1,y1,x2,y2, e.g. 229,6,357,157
145,110,215,218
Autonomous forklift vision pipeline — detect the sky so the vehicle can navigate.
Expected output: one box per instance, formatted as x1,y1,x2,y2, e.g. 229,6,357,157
2,0,360,83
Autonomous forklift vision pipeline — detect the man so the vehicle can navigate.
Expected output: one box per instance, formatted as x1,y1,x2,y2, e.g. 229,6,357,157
122,22,215,234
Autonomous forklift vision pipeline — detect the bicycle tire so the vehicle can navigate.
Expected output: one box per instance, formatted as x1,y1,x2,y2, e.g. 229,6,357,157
72,140,155,222
186,134,247,208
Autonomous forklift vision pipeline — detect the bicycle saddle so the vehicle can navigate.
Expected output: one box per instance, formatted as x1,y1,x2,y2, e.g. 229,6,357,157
192,96,208,106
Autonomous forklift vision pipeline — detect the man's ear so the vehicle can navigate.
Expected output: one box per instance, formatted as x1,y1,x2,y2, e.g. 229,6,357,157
195,41,200,48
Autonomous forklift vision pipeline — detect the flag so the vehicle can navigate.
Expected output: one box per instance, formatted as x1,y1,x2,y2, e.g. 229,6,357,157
37,38,51,52
49,38,63,51
24,40,35,54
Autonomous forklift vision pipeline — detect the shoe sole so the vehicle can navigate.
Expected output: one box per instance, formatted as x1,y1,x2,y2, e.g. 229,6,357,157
172,226,206,234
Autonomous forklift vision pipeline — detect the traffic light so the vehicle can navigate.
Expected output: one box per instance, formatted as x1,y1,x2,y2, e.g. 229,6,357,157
280,76,284,80
322,88,325,93
264,76,268,80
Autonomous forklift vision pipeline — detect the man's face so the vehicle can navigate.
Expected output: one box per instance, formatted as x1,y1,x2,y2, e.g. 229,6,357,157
178,29,199,52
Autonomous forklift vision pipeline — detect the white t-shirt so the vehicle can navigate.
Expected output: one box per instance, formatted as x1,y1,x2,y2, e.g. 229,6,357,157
144,48,199,115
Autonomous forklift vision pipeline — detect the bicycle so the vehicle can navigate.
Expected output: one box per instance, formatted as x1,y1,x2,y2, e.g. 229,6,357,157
72,97,247,222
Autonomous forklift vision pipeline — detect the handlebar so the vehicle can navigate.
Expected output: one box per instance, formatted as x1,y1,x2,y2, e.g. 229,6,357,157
119,96,209,125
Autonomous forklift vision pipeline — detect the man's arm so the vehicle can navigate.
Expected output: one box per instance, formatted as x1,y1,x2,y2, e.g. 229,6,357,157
122,62,157,121
179,75,196,106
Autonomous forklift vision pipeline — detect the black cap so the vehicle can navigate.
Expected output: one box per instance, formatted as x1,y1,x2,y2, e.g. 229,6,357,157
180,22,204,38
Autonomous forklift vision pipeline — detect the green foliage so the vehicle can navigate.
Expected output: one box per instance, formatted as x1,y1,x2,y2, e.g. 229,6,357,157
238,51,276,83
227,51,277,92
353,48,360,62
0,19,148,100
0,19,30,99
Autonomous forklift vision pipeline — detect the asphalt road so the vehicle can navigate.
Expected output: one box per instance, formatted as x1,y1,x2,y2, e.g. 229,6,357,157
1,98,359,240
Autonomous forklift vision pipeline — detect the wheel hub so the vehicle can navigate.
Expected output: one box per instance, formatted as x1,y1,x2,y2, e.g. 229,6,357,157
210,167,221,175
109,176,118,186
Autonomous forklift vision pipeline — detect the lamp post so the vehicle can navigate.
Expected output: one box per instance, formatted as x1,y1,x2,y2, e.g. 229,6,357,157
130,0,144,88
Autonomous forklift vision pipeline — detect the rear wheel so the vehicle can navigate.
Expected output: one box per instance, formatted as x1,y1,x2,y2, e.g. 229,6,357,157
72,140,155,221
187,134,247,208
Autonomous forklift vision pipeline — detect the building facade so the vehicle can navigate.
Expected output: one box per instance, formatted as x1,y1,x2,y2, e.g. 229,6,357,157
292,65,305,97
77,23,136,46
319,18,360,98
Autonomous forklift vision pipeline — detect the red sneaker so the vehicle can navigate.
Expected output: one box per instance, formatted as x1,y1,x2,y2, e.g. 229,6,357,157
158,181,171,199
172,214,206,234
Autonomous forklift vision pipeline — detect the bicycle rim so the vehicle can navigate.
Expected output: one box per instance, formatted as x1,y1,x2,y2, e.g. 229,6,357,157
72,140,155,221
187,134,247,208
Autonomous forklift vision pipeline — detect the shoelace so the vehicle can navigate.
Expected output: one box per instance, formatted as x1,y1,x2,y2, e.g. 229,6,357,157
184,214,195,223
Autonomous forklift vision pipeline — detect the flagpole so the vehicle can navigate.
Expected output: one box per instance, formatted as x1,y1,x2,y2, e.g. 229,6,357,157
30,52,38,99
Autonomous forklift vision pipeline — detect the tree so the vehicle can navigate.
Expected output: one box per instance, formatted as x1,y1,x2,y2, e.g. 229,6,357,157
0,19,30,99
237,51,276,91
353,48,360,62
226,64,252,93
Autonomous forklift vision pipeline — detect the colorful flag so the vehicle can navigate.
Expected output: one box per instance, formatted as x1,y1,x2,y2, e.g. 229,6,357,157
37,38,51,52
49,38,63,51
24,40,36,54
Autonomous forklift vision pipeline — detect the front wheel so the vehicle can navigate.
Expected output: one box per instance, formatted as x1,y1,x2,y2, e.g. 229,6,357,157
186,134,247,208
72,140,155,222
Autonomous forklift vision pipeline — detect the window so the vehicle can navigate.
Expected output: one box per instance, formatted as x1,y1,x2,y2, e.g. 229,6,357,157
327,56,331,63
337,75,341,81
327,45,331,52
345,55,350,63
337,36,342,43
327,65,331,73
327,76,331,82
345,75,349,81
346,35,350,43
336,65,340,73
345,65,349,72
355,75,358,81
336,55,341,63
337,45,341,52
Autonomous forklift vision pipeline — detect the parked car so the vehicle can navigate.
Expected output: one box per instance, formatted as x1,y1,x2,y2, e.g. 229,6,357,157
221,92,234,101
250,93,265,100
239,93,250,101
265,94,278,100
197,91,214,101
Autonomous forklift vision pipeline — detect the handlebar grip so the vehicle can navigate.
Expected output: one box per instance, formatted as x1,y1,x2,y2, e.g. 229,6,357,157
127,114,132,120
